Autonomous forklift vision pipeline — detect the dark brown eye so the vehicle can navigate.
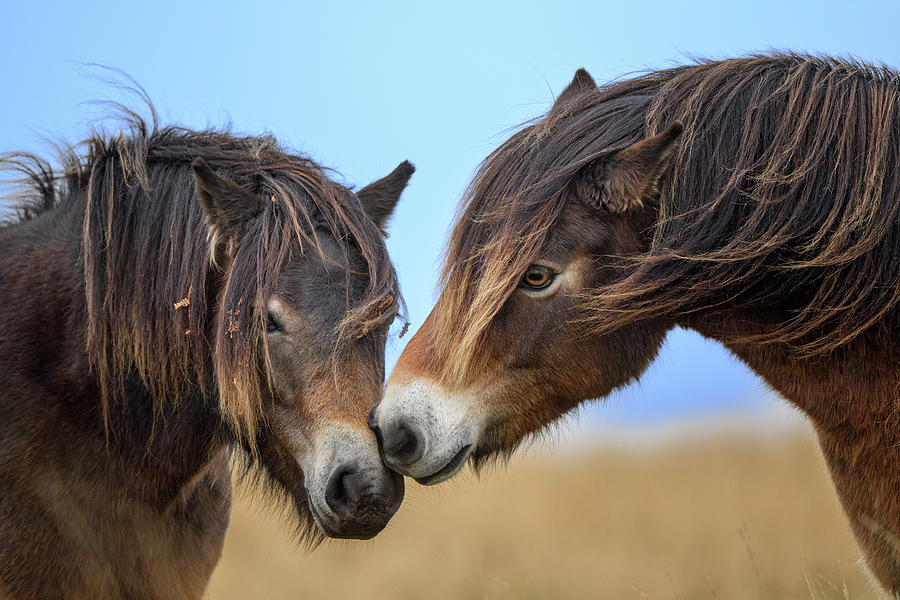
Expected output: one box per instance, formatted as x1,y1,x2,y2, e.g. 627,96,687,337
266,314,281,333
519,265,556,290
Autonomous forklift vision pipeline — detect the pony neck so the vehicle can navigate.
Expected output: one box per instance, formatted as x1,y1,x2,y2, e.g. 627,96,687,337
0,201,231,511
689,316,900,590
690,318,898,432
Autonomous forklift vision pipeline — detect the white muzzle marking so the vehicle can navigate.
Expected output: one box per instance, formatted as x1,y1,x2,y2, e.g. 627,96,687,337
375,378,482,484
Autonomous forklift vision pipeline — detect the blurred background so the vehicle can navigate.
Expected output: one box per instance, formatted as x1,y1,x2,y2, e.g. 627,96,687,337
2,1,897,597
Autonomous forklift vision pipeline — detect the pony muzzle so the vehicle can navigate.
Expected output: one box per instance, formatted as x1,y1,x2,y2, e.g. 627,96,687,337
303,427,405,539
370,379,479,485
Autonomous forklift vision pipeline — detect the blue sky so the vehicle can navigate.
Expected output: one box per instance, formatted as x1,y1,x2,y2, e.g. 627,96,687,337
2,0,897,425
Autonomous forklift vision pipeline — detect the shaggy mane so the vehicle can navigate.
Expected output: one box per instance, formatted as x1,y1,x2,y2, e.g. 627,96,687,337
437,52,900,382
1,107,399,442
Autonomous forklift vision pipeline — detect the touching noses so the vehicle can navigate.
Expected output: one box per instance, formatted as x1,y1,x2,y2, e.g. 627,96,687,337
367,382,477,486
368,404,426,469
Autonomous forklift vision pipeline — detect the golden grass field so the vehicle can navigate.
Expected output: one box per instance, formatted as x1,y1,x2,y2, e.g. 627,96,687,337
206,421,880,600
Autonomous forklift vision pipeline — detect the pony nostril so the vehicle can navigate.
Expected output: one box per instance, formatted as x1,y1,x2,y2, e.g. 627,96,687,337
319,466,406,539
367,404,381,434
325,464,363,517
383,420,425,467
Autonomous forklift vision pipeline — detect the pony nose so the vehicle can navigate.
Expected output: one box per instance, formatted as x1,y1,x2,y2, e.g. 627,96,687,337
367,403,381,433
376,418,425,468
325,463,365,517
321,462,405,539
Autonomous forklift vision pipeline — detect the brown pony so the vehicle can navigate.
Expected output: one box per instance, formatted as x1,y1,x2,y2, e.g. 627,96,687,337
370,53,900,595
0,103,413,598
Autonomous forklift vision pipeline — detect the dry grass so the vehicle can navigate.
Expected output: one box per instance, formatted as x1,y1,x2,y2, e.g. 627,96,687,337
206,426,880,600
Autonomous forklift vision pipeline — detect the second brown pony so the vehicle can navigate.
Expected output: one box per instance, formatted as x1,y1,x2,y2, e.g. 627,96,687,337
371,53,900,595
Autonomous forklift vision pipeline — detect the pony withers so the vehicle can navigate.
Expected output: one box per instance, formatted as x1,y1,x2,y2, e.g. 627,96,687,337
0,104,413,598
371,53,900,594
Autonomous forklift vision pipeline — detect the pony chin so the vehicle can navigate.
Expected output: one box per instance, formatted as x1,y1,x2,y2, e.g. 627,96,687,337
233,449,324,548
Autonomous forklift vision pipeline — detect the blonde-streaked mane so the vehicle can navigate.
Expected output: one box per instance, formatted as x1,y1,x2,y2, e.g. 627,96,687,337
436,52,900,383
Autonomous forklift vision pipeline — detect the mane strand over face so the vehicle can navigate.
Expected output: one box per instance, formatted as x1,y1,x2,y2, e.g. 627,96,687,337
1,110,399,443
437,52,900,382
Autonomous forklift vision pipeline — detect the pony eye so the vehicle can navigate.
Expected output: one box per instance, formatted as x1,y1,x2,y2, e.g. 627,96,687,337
266,314,281,333
520,265,556,290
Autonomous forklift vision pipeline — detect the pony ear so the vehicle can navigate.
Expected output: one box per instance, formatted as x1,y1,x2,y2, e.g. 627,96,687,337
551,68,597,112
357,160,415,231
576,122,683,215
192,157,260,241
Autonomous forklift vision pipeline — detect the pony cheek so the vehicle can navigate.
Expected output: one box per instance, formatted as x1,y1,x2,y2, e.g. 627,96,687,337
264,345,309,407
488,383,576,444
266,404,315,461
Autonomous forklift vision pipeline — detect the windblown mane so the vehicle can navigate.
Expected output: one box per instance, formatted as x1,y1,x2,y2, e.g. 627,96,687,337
1,107,398,441
438,52,900,381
